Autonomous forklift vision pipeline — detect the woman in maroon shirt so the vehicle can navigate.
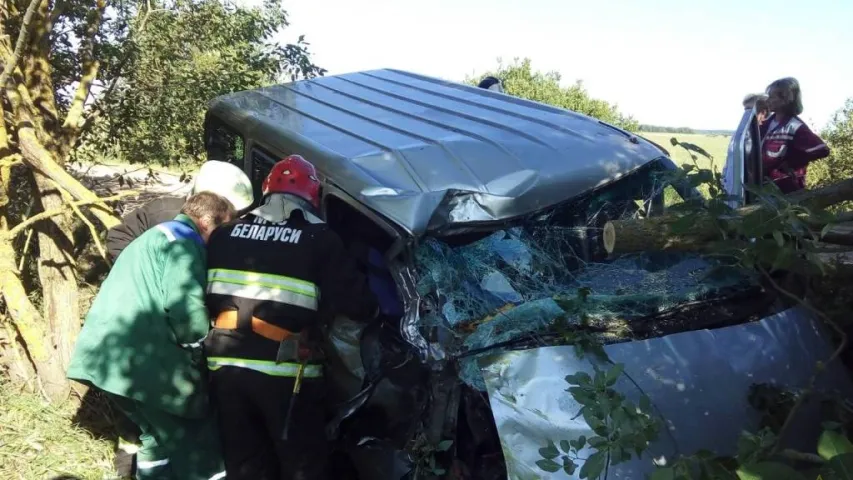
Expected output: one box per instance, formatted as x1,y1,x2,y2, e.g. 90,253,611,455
761,77,831,193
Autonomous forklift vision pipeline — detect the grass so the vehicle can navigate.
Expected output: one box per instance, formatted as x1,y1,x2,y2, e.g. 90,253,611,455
639,132,732,204
639,132,731,173
0,380,118,480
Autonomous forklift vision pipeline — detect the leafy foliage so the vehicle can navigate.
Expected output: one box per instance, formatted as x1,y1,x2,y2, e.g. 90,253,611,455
534,136,853,478
410,435,454,477
467,58,639,132
658,139,842,278
809,98,853,193
81,0,325,167
536,360,660,479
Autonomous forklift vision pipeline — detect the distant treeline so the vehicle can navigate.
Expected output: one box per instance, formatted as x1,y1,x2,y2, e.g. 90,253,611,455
640,124,734,136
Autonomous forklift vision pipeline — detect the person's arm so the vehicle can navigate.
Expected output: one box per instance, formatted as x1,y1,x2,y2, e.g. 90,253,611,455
106,209,149,262
161,239,211,345
788,125,830,168
106,197,185,262
317,230,378,322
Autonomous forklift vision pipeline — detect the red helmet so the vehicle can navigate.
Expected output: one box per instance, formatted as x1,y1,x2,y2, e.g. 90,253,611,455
261,155,321,208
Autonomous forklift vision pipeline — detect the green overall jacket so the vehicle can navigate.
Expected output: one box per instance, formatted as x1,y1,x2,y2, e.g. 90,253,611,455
67,214,212,418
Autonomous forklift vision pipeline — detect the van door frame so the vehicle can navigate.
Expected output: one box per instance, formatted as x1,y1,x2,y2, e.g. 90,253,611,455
203,112,249,173
244,138,407,252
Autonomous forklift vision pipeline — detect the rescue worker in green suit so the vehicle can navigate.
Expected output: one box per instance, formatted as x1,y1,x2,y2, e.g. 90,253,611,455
67,192,237,480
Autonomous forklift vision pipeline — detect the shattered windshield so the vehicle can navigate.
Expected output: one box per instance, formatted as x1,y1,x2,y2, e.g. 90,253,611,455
413,161,757,389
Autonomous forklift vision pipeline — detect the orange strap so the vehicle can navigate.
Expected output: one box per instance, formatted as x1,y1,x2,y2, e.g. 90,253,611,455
214,310,293,343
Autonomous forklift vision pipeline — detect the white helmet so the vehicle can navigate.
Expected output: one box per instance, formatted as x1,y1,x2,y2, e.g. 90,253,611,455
192,160,254,212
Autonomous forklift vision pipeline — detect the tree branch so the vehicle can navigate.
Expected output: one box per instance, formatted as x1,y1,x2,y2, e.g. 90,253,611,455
0,154,22,168
0,0,43,90
6,191,132,239
61,0,106,139
51,180,109,263
0,234,49,364
16,121,123,228
779,449,825,464
760,266,849,456
75,0,155,146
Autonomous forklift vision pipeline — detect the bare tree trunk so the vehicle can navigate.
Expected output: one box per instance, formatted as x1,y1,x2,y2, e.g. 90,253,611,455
0,233,59,393
30,172,79,400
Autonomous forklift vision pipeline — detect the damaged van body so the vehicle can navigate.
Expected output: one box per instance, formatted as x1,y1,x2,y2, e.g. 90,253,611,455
204,69,852,479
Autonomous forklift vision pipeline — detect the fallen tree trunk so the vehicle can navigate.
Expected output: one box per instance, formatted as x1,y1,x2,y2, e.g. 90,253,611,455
790,177,853,210
602,215,718,254
821,222,853,246
603,178,853,256
816,250,853,277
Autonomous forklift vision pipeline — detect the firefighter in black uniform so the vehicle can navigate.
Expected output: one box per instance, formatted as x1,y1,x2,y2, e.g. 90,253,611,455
204,155,378,480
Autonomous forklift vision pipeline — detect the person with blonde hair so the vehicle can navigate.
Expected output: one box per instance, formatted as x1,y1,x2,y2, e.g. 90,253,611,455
761,77,830,193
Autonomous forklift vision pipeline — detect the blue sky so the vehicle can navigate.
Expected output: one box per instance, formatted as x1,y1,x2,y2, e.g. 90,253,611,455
275,0,853,131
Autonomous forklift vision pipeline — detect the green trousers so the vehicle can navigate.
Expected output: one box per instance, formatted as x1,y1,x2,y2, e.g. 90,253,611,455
109,394,227,480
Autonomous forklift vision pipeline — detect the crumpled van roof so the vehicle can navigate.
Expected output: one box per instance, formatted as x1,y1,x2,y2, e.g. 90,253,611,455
208,69,666,236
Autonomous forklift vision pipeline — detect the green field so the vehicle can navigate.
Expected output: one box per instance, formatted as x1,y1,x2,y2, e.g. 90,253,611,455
639,132,731,174
638,132,732,203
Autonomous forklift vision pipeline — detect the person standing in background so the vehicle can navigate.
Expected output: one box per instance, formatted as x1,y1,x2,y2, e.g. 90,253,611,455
478,75,504,93
761,77,830,194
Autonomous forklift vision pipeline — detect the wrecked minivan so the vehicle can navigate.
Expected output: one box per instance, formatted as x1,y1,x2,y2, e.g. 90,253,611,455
203,69,851,479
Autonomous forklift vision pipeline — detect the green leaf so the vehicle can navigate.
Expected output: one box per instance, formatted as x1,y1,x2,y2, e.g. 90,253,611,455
639,395,652,413
588,436,608,448
806,252,828,275
436,440,453,452
735,462,806,480
772,230,785,247
536,458,561,473
823,421,843,431
562,456,578,475
681,163,696,173
580,450,607,479
771,246,797,272
694,449,717,460
821,223,834,239
822,452,853,480
818,430,853,460
560,440,571,453
605,363,625,386
539,441,559,460
577,435,587,450
650,467,677,480
575,372,593,385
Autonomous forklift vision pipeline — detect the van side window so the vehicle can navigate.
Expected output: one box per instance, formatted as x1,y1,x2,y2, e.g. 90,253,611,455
206,121,245,166
250,147,279,200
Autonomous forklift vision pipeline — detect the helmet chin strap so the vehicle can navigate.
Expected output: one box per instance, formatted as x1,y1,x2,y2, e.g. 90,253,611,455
250,193,324,224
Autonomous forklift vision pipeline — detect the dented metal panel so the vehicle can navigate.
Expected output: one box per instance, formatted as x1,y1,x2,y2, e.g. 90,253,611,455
208,69,665,235
479,306,853,479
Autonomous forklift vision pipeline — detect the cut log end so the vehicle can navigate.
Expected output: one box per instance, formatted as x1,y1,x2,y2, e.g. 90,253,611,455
603,222,615,254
